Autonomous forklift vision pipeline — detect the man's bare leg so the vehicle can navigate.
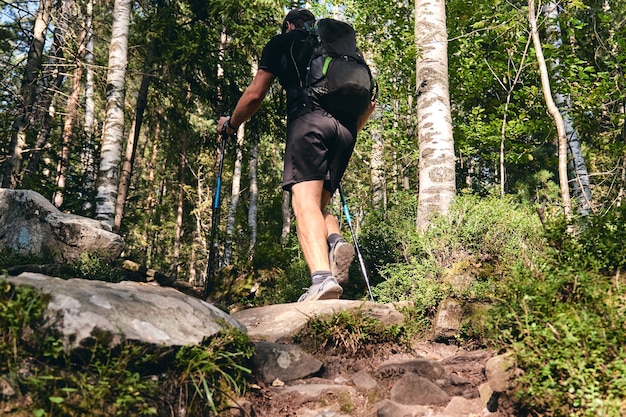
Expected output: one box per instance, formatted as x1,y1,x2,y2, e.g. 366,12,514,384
321,190,354,285
291,180,330,272
291,180,343,301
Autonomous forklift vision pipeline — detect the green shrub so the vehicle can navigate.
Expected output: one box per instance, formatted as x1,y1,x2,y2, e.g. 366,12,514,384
489,206,626,416
294,309,407,356
371,195,543,303
546,205,626,274
0,280,49,373
174,326,254,415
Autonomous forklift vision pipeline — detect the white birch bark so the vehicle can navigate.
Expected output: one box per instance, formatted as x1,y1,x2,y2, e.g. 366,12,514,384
248,129,259,256
224,124,245,266
370,106,385,209
529,0,572,221
543,1,592,214
280,191,291,245
94,0,131,227
415,0,456,232
82,0,96,211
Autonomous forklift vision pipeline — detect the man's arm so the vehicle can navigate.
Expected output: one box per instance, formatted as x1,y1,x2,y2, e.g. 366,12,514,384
356,100,376,133
217,69,276,135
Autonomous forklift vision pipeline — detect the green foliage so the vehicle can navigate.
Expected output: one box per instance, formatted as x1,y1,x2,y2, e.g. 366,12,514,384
174,326,254,415
72,253,124,283
371,194,544,303
294,309,407,356
545,205,626,274
0,280,49,373
488,205,626,416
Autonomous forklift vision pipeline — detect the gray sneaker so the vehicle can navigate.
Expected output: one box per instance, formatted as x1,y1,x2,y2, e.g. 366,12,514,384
297,276,343,302
329,240,355,285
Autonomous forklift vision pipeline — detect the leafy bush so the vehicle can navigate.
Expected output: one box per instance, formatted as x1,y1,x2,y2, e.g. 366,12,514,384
489,206,626,416
546,205,626,274
0,280,49,373
371,195,543,303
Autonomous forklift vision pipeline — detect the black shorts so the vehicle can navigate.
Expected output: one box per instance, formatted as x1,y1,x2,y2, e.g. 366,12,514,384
283,109,357,194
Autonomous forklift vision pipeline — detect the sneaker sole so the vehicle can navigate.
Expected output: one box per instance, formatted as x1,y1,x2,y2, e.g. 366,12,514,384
330,243,355,285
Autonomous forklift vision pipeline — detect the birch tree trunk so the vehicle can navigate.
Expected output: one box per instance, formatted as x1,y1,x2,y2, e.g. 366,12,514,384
224,124,245,266
528,0,572,221
94,0,131,227
82,0,96,211
370,106,385,210
191,162,208,286
280,191,291,245
2,0,52,188
542,1,592,214
248,126,259,256
415,0,456,232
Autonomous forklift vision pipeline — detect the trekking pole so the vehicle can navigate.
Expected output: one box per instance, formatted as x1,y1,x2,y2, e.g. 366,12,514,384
203,122,229,300
338,185,375,302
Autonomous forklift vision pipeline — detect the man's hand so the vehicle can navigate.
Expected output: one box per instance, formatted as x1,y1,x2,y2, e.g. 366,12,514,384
217,116,236,136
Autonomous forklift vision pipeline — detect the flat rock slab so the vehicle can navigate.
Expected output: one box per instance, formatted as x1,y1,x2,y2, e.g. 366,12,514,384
232,299,404,342
7,272,244,351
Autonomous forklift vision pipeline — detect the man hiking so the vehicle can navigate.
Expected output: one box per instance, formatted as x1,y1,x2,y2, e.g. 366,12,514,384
217,8,375,302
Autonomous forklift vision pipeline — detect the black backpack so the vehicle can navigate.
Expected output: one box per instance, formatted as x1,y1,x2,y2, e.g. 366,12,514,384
305,18,376,119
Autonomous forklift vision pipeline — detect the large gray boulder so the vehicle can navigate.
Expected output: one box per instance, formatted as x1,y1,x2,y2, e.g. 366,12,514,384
6,272,245,351
0,189,124,262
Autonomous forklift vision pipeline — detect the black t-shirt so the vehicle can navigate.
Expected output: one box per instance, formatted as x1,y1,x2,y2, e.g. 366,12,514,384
259,28,313,118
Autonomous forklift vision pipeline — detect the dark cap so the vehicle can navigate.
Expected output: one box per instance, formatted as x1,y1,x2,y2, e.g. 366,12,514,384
282,8,315,33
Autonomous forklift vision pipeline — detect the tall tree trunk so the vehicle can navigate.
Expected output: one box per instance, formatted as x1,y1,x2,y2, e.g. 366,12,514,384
144,128,160,268
528,0,572,221
53,61,83,208
23,10,69,186
2,0,52,188
370,106,385,210
173,130,188,279
415,0,456,232
248,125,259,257
191,162,208,286
224,124,245,266
50,0,82,207
95,0,131,228
543,1,592,215
114,43,155,231
280,191,291,245
82,0,96,211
